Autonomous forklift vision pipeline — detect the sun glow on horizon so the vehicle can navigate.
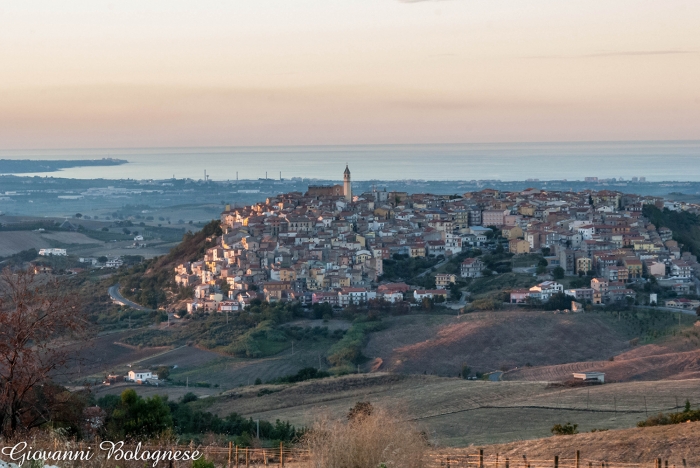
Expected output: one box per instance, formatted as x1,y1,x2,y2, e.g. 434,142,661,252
1,0,699,149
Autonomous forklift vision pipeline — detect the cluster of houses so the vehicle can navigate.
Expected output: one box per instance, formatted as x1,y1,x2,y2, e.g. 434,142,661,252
177,166,699,313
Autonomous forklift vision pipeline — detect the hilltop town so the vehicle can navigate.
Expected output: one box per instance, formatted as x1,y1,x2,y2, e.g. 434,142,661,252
176,166,700,314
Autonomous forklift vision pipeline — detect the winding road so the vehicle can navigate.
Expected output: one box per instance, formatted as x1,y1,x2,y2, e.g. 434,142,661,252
108,284,153,311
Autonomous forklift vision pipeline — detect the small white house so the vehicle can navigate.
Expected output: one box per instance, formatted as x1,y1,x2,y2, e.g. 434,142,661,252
134,235,144,241
127,369,156,382
573,371,605,383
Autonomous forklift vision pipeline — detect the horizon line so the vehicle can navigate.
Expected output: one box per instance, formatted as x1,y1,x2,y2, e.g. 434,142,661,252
1,138,700,153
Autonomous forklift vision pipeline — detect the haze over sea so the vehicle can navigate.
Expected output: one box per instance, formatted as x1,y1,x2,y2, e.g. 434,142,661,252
2,141,699,182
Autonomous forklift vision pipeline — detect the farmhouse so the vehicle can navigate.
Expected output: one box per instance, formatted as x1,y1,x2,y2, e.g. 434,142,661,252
127,369,157,382
414,289,448,301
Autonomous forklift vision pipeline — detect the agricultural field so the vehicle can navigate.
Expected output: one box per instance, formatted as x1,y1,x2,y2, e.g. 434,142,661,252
364,311,637,377
206,373,700,446
40,231,102,245
0,231,51,256
57,330,174,384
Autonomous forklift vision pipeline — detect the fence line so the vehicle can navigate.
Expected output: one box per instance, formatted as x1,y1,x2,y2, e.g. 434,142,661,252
427,450,690,468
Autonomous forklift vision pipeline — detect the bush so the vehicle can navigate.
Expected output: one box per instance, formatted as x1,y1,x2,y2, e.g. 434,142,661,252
303,406,426,468
551,422,578,435
192,458,215,468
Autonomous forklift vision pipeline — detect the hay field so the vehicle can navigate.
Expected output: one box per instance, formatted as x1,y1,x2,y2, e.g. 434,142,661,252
206,374,700,446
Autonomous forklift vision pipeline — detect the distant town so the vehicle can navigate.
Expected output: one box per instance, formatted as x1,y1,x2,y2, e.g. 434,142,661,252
176,166,700,315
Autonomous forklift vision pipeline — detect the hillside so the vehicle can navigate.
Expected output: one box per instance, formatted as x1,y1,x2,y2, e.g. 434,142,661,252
115,219,221,308
643,204,700,256
506,328,700,382
438,421,700,465
362,310,685,378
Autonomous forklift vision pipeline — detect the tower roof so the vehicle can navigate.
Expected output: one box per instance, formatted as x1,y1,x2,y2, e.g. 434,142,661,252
344,164,351,176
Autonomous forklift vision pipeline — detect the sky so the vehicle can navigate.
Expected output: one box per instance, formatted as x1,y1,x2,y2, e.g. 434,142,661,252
1,0,699,149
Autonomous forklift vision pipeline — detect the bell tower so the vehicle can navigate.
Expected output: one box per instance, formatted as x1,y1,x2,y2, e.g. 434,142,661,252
343,164,352,202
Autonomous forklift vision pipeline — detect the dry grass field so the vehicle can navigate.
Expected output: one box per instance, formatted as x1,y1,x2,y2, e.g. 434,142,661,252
506,329,700,382
40,231,102,244
0,230,103,256
203,373,700,446
0,231,51,256
364,312,634,377
438,420,700,465
505,347,700,383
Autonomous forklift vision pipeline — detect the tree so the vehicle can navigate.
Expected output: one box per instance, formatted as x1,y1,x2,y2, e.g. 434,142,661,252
75,213,82,218
0,268,89,437
98,256,108,263
552,266,565,280
103,389,172,440
156,366,170,380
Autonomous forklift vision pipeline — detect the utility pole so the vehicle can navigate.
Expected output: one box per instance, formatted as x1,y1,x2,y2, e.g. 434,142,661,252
256,419,260,439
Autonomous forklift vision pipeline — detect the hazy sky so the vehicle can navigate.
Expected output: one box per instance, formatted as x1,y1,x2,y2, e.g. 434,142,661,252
1,0,699,149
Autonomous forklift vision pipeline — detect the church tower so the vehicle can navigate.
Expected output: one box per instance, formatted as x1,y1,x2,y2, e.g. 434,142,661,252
343,164,352,201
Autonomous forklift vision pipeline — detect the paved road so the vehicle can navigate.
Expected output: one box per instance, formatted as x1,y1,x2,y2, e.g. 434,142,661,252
108,284,153,311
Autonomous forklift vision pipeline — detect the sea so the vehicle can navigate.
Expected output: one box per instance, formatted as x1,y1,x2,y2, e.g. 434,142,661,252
1,140,699,182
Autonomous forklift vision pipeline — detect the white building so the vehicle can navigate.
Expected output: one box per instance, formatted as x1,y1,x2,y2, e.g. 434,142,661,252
127,369,156,382
38,248,67,256
413,289,448,301
105,257,123,268
528,281,564,301
338,288,373,306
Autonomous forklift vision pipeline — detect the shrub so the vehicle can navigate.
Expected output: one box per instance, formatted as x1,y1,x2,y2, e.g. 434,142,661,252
192,458,215,468
303,406,426,468
551,422,578,435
